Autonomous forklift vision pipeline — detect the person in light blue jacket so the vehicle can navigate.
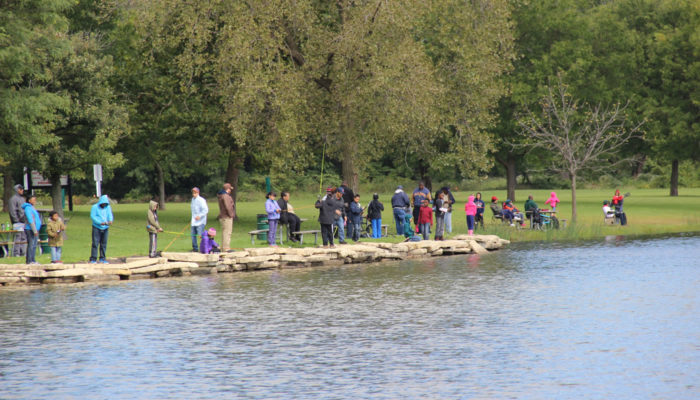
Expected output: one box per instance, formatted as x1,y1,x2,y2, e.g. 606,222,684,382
190,187,208,252
90,194,113,263
265,192,281,246
22,195,41,264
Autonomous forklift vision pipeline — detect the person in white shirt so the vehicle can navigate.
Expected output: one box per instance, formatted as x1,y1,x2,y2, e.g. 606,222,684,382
602,200,615,219
190,187,208,252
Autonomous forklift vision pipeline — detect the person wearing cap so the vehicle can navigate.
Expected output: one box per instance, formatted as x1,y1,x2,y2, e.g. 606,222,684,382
490,196,511,224
8,184,27,256
391,185,410,236
602,200,615,219
411,182,432,232
190,187,208,252
217,183,235,251
200,227,220,254
333,187,348,244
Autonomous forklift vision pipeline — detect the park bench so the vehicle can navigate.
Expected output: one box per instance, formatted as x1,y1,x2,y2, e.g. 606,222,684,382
293,230,321,245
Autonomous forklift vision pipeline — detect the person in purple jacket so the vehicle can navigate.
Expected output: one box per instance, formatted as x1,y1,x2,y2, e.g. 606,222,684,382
265,192,281,247
200,228,220,254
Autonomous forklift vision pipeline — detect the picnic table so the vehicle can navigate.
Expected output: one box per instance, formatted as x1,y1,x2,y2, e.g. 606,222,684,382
0,230,22,258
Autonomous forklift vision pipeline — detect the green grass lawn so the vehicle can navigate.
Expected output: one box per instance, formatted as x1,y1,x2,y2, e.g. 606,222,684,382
2,188,699,264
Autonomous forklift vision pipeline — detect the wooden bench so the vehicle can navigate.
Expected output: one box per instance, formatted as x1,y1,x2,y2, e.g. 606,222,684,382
248,229,269,245
293,230,321,245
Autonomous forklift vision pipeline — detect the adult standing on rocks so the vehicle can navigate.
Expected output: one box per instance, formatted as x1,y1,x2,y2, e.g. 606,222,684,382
90,194,113,264
22,195,41,264
190,187,208,252
411,182,431,232
391,185,410,236
8,184,27,256
316,187,339,248
217,183,235,252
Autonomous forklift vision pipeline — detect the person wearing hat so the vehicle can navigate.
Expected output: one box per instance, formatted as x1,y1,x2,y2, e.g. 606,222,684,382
8,184,27,256
89,194,113,263
200,227,220,254
391,185,410,236
217,183,235,251
602,200,615,219
190,187,208,252
489,196,510,224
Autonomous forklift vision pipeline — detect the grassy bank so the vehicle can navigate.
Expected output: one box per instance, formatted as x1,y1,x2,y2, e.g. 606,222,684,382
2,188,699,264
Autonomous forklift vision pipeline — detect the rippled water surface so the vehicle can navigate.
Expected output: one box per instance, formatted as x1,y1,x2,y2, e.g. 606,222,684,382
1,235,699,399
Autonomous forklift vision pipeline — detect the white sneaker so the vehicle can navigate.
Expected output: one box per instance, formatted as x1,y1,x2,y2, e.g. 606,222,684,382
510,223,515,227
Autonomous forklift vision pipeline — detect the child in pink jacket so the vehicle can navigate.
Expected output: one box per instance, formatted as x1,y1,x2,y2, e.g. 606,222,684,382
545,191,560,214
464,195,477,235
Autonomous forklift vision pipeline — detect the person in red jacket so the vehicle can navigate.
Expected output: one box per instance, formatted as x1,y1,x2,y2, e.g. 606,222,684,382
417,199,433,240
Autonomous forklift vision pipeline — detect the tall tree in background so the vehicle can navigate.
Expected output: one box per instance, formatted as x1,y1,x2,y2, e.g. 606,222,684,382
518,79,642,223
0,0,72,210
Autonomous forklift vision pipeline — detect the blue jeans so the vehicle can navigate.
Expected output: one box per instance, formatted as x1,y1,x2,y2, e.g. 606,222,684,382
393,208,405,235
191,224,205,251
371,218,382,238
352,222,361,241
334,217,345,242
25,229,38,264
420,223,431,240
268,218,279,245
346,218,354,241
50,246,62,262
90,226,109,262
444,211,452,233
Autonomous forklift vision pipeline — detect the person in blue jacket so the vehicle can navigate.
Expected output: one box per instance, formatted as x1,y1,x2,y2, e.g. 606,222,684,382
349,194,364,242
22,195,41,264
90,194,113,264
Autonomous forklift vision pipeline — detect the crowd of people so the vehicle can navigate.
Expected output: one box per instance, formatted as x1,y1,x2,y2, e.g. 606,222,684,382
5,179,629,260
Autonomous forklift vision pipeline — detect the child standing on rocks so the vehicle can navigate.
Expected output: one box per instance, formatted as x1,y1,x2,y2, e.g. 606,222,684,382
418,199,433,240
46,211,66,263
147,199,163,258
465,195,477,236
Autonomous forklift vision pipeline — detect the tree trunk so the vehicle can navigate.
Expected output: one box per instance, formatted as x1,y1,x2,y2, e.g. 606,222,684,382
50,173,64,219
670,159,679,196
226,152,243,220
342,145,359,193
506,154,516,202
2,167,12,213
632,154,646,178
155,161,166,210
570,173,577,224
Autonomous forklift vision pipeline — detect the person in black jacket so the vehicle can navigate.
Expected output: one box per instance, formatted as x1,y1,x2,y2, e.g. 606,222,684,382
315,188,341,248
340,182,354,241
367,193,384,238
278,192,301,242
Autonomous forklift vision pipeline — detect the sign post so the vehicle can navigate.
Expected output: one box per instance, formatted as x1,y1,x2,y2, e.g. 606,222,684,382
93,164,103,197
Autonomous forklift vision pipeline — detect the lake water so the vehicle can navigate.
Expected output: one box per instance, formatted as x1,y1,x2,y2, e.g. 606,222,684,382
1,234,698,399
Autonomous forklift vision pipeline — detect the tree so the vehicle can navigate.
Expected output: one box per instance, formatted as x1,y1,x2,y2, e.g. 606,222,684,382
0,0,73,209
517,79,642,223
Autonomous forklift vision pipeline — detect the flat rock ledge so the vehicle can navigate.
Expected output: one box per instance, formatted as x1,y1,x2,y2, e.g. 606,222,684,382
0,235,508,287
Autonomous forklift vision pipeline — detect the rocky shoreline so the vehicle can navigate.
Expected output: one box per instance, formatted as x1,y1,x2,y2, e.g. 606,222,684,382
0,235,509,287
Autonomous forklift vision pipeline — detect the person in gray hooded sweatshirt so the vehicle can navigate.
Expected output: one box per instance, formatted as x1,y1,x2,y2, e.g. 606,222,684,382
8,184,27,256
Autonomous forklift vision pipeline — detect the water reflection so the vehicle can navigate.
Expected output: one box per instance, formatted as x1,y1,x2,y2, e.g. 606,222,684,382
1,235,698,399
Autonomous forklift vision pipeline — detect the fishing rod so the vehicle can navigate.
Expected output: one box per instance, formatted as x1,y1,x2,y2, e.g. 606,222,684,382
319,140,326,196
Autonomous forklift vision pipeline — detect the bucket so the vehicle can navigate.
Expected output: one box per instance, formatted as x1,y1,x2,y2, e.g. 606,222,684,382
39,225,50,254
256,214,268,240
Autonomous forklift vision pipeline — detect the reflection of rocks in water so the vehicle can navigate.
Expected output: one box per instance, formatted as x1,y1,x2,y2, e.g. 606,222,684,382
605,235,627,244
0,235,509,287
